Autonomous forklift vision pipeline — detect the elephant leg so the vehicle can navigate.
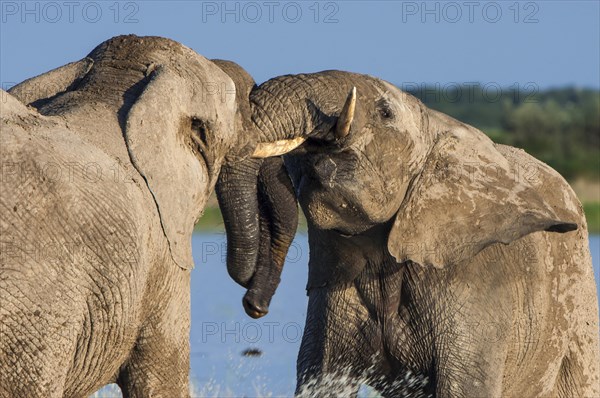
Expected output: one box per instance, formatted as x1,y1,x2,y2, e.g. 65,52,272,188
295,288,381,397
116,275,191,398
117,320,190,398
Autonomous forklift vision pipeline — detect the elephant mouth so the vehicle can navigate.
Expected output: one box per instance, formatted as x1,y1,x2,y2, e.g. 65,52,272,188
298,177,374,236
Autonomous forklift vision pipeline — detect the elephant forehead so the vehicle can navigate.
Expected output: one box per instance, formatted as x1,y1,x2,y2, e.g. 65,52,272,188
89,35,204,68
377,81,430,166
189,66,237,143
346,82,430,197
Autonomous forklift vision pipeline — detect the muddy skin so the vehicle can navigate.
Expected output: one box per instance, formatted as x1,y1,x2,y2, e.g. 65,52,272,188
0,35,293,397
240,71,600,397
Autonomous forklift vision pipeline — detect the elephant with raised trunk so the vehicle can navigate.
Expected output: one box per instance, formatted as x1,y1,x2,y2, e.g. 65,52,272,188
220,70,600,397
0,35,299,397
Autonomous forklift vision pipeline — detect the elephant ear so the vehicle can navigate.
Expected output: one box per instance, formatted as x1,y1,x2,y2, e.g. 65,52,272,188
125,66,207,270
387,122,578,269
8,58,93,107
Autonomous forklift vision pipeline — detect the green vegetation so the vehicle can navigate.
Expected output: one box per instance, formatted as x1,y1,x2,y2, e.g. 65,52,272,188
194,206,224,232
195,203,600,233
584,202,600,234
194,205,309,232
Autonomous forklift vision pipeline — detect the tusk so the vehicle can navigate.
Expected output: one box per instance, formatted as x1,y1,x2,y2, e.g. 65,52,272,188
335,86,356,139
251,137,307,158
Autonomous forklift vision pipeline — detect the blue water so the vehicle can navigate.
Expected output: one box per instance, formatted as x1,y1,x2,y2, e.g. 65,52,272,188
94,234,600,397
591,235,600,304
189,232,309,396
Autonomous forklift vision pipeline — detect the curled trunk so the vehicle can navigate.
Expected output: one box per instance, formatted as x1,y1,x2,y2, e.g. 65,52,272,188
216,156,298,317
217,74,354,316
242,157,298,318
216,76,315,314
216,158,262,287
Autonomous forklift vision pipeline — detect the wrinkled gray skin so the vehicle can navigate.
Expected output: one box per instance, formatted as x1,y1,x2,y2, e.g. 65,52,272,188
240,71,600,397
212,61,299,319
0,35,294,397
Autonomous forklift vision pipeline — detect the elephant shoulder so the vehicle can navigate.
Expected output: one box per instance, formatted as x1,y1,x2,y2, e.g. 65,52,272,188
494,143,585,227
2,124,148,229
1,89,64,133
1,127,153,273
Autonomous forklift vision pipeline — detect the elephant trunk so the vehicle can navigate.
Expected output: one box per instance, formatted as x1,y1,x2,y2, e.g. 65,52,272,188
216,76,315,311
216,158,262,287
242,157,298,318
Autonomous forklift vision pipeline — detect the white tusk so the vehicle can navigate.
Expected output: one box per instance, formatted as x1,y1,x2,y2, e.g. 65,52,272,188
251,137,307,158
335,86,356,139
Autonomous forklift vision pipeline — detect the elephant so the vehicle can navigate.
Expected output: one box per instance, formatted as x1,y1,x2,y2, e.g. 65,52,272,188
218,70,600,397
0,35,299,397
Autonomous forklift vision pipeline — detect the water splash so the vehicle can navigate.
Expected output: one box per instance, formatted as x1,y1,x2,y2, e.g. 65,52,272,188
296,363,431,398
90,369,429,397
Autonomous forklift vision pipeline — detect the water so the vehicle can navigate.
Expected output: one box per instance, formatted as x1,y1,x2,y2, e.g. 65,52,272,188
93,234,600,397
591,235,600,304
189,232,309,396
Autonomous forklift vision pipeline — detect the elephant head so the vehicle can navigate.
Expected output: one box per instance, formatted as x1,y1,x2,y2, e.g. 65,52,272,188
220,69,582,315
10,35,306,319
224,70,584,393
10,36,247,272
7,35,305,283
239,70,579,273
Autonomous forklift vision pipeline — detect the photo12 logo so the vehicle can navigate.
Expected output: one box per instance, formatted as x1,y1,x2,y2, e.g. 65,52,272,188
401,82,539,104
1,1,140,24
400,1,540,23
200,1,340,23
200,321,304,344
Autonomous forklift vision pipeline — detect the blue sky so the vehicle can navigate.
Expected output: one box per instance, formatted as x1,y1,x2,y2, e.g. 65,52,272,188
1,1,599,88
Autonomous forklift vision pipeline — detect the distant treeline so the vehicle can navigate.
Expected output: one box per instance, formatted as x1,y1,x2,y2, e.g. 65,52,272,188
403,84,600,180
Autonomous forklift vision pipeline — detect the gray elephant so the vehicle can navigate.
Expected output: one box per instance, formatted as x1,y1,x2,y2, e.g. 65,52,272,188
219,71,600,397
0,35,299,397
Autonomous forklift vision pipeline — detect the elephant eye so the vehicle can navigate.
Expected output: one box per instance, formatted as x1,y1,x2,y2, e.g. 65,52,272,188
191,117,209,146
188,117,213,172
377,101,394,120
